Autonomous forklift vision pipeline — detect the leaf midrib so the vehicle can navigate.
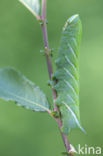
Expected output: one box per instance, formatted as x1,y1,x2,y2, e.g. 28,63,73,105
19,0,38,17
0,86,50,112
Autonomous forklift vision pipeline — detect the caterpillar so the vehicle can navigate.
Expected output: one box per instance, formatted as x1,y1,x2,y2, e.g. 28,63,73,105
53,14,84,134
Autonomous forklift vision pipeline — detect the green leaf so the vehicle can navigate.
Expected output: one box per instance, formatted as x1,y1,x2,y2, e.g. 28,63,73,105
19,0,41,19
54,14,84,134
0,67,50,113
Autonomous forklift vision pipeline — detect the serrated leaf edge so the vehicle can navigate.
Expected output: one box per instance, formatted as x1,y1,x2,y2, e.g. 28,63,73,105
0,67,51,113
0,85,51,113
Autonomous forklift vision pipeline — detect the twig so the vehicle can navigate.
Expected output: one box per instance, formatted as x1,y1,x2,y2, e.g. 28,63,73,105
40,0,73,155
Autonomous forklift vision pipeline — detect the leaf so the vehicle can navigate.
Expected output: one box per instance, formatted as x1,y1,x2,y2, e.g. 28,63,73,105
53,14,84,134
19,0,41,19
0,67,50,113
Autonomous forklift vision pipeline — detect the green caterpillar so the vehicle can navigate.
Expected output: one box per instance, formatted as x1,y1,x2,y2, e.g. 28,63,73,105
53,14,84,134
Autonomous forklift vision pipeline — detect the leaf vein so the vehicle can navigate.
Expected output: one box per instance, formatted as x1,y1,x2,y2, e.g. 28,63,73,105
0,86,50,113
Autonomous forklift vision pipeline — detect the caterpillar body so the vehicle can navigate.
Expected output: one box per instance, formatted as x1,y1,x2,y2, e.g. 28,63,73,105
54,14,84,134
